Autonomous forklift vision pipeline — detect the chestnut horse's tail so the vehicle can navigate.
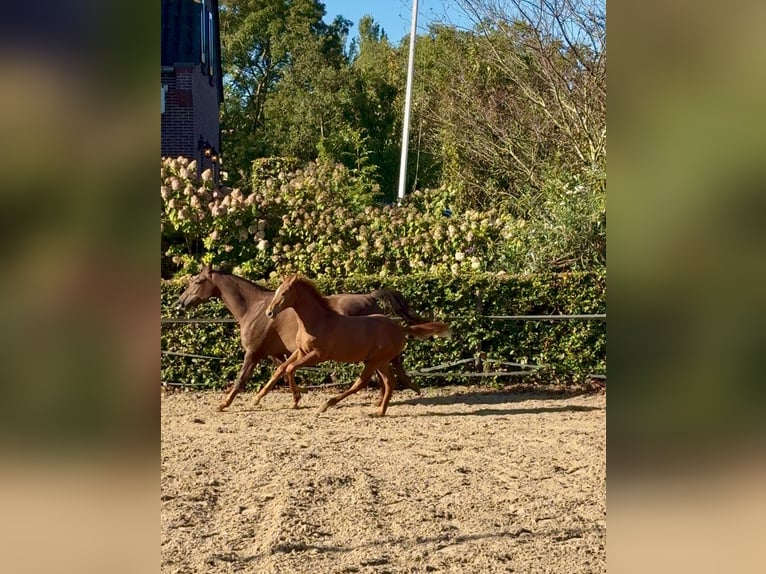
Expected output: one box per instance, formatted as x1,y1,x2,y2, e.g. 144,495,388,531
371,288,427,325
405,321,452,340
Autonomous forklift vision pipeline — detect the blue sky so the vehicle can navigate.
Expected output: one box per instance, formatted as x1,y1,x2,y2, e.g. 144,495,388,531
322,0,471,45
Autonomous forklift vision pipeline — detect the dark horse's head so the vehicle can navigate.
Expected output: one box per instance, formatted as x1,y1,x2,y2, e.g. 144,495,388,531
176,264,219,310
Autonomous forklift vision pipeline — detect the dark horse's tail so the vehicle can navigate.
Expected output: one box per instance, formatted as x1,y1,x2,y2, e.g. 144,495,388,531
405,322,452,340
370,288,427,325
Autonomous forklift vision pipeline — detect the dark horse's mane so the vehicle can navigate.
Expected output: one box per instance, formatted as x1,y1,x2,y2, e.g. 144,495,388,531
212,267,272,293
290,275,337,313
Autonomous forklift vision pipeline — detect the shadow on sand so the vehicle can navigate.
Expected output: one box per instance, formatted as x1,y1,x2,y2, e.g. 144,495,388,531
387,388,604,417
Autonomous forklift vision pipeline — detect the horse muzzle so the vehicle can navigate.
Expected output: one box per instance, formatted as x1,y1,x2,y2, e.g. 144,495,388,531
176,296,198,311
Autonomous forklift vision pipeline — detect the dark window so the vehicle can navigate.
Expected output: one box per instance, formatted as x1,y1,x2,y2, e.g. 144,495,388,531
200,2,206,65
208,12,215,75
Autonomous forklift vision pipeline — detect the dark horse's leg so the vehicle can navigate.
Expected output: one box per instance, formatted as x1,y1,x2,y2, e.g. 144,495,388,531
391,354,420,395
218,349,259,411
318,362,378,414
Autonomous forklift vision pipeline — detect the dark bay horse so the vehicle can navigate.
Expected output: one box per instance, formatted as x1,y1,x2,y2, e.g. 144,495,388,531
174,266,423,410
326,289,425,325
259,275,452,417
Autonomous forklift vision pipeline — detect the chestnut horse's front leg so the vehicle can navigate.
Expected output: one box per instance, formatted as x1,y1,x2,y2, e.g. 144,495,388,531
282,350,322,408
252,348,303,406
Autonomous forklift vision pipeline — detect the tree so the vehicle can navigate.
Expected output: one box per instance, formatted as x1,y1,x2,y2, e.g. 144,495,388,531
413,0,605,208
219,0,336,181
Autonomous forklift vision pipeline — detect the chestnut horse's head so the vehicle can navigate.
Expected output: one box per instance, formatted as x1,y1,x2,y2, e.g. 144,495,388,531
265,274,300,319
176,264,219,310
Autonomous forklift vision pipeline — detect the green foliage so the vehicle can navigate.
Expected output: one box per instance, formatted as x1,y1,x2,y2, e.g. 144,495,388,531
161,271,605,390
162,156,604,279
219,0,349,181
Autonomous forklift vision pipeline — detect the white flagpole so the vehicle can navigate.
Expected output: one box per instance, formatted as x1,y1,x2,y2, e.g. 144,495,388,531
397,0,419,202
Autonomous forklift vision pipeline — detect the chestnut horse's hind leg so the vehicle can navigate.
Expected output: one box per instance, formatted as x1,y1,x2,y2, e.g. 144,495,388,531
318,362,378,414
218,350,258,411
375,369,385,407
375,356,418,406
373,362,396,417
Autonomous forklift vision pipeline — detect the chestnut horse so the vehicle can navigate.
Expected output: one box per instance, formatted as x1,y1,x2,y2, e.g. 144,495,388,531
174,266,423,410
258,275,452,417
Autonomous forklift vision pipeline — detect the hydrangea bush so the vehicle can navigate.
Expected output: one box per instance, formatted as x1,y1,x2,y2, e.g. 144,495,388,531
161,156,602,279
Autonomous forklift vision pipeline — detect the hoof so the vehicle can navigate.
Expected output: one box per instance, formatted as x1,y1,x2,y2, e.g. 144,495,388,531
317,402,330,413
407,383,421,394
217,403,227,412
368,411,385,418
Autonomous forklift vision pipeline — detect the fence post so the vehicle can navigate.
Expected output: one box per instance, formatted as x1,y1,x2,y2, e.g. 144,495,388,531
474,295,483,372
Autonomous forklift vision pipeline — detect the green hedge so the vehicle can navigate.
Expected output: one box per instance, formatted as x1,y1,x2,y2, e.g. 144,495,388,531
161,270,605,390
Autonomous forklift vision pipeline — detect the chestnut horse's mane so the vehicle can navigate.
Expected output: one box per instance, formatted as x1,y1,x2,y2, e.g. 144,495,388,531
289,275,336,314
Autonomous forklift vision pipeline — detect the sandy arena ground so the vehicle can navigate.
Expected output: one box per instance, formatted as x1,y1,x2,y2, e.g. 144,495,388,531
161,385,605,573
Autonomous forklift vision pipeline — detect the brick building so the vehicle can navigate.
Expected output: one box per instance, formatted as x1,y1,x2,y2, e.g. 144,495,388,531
161,0,223,177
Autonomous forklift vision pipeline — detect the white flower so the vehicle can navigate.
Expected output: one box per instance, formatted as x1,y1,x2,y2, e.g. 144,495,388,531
201,169,213,182
256,239,269,251
187,160,197,173
455,251,465,261
470,257,481,270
